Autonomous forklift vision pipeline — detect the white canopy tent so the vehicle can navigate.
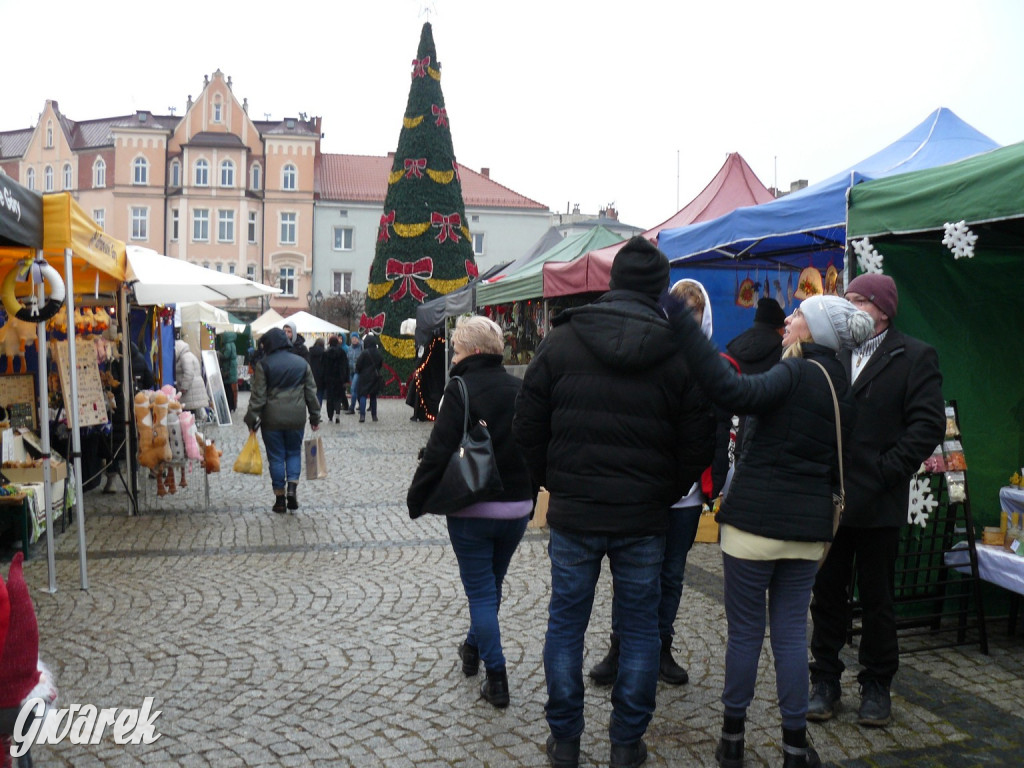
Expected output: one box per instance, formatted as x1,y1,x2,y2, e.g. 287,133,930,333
251,309,347,340
249,308,286,335
125,246,281,304
177,301,247,332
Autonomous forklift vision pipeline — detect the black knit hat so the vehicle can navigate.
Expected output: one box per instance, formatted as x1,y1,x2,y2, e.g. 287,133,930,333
609,236,670,298
754,297,786,328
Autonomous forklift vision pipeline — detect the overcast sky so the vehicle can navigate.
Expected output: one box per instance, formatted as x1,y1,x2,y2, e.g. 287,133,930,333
3,0,1022,229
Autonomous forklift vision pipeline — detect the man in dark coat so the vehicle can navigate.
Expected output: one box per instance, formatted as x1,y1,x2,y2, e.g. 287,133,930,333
514,236,714,768
282,319,309,361
808,273,944,728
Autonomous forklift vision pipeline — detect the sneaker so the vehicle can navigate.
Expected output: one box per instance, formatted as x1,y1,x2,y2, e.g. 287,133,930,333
609,739,647,768
545,735,580,768
857,679,892,727
807,678,841,721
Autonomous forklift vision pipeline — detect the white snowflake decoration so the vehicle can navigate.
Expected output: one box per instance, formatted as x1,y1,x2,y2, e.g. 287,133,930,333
907,475,938,527
850,237,884,274
941,220,978,260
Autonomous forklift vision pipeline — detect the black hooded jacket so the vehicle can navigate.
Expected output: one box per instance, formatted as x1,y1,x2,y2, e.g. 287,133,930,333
726,321,784,375
513,290,715,536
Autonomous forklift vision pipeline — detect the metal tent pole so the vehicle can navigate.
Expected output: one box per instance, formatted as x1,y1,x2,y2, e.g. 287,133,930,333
35,251,57,593
63,248,88,590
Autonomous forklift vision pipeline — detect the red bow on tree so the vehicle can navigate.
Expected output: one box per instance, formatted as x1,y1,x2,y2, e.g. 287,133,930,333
431,104,448,127
359,312,386,333
386,257,433,303
404,158,427,179
378,210,395,242
431,212,462,244
465,261,479,279
411,56,430,78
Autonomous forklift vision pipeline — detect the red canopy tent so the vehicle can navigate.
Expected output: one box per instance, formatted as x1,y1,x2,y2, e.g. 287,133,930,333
543,152,775,297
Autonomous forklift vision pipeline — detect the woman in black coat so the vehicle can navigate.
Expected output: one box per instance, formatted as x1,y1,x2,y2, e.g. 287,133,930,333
354,332,383,422
666,293,873,768
308,338,326,407
407,316,534,709
322,335,350,422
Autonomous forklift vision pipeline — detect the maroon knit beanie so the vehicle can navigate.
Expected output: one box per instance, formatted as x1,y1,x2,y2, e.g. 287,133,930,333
0,553,40,708
846,273,898,319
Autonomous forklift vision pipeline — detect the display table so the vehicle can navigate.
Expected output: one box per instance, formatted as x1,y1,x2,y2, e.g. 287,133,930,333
946,541,1023,633
999,485,1024,518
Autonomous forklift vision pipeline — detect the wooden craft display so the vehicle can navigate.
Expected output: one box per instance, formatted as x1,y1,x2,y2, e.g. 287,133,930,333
52,339,109,428
0,374,37,431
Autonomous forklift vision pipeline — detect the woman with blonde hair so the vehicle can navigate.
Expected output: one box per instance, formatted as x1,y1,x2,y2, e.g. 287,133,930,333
407,315,534,709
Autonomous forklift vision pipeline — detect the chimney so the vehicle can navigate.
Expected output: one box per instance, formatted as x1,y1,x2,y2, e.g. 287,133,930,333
480,167,490,178
606,206,618,221
790,179,808,193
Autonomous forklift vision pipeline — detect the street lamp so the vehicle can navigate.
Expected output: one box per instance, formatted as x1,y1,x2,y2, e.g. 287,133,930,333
307,289,325,316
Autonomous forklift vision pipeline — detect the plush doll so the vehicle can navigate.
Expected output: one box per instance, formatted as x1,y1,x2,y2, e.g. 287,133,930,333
204,438,222,474
165,400,186,463
90,307,110,332
179,410,201,462
134,392,158,470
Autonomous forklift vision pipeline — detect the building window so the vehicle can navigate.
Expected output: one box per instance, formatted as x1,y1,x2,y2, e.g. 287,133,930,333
333,226,353,250
246,264,256,281
217,210,235,243
170,160,180,188
473,232,485,256
338,209,348,217
62,163,72,190
44,165,53,192
131,207,148,241
219,160,234,188
215,263,223,272
228,264,236,275
251,164,261,191
133,157,148,185
46,122,53,148
213,101,222,123
471,215,480,223
280,212,296,245
192,209,210,242
247,211,257,243
194,159,209,186
93,158,106,188
279,266,296,297
26,168,35,191
170,209,179,241
282,164,296,190
92,209,105,230
332,271,352,295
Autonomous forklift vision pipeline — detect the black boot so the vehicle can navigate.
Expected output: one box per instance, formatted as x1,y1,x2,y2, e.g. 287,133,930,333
458,642,479,677
272,490,286,514
589,633,619,686
286,481,299,510
782,727,821,768
480,667,509,708
659,635,689,685
715,716,744,768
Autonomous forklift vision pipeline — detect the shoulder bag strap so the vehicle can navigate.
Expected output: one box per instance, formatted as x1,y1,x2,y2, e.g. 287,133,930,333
808,360,844,497
450,375,470,440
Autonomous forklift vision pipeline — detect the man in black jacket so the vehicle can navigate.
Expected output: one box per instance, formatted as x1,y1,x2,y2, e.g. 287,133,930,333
514,237,714,768
808,273,944,727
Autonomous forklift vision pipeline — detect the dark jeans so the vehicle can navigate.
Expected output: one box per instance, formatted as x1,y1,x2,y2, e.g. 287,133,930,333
261,428,304,490
810,525,900,687
722,553,818,730
347,374,360,411
326,395,348,420
446,515,529,672
545,529,664,746
358,394,377,419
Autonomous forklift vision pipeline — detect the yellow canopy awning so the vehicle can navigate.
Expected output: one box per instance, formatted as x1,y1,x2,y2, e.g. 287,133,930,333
40,192,126,294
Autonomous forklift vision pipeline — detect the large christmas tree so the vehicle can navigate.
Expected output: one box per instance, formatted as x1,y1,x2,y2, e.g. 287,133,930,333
363,22,476,396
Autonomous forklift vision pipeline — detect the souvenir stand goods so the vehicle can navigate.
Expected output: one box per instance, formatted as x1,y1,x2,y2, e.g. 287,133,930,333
847,401,988,654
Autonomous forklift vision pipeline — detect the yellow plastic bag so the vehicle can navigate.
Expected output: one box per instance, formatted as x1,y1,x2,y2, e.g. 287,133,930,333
233,432,263,475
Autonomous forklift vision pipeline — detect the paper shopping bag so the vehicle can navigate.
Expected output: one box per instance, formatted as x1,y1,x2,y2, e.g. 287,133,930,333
233,432,263,475
304,436,327,480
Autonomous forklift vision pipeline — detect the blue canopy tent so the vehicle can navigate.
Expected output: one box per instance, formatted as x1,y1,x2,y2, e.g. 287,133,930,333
659,108,1000,344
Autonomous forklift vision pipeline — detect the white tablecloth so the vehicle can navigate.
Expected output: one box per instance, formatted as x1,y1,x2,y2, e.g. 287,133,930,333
999,486,1024,518
946,541,1024,596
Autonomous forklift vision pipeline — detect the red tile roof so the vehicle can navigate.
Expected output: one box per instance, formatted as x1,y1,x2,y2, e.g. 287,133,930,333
315,154,548,210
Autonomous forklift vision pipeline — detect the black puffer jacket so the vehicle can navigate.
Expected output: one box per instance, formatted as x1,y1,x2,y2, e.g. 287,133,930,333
513,290,715,537
672,309,854,542
726,321,784,375
355,335,384,397
407,354,533,519
243,328,320,431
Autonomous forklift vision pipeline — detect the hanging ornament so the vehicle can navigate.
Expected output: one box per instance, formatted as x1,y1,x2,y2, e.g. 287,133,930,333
850,237,884,274
907,475,938,528
941,220,978,260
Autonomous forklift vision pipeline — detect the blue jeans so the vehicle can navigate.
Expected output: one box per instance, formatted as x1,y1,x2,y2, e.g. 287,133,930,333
721,553,818,730
348,374,359,411
446,515,529,672
261,428,304,490
358,394,377,419
545,529,664,746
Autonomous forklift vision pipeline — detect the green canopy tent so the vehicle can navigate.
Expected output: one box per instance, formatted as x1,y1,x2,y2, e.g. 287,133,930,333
846,141,1024,523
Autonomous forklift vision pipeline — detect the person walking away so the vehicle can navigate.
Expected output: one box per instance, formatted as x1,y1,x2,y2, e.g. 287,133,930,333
217,330,239,413
243,327,320,513
354,332,383,423
665,291,873,768
589,278,715,690
174,339,210,422
322,335,350,422
808,274,944,728
308,337,327,408
345,332,362,414
282,319,309,361
514,236,715,768
407,316,535,709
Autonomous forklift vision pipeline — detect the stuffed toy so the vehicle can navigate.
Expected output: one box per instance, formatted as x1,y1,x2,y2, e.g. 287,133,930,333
150,393,173,496
73,307,91,335
134,392,158,470
203,438,222,474
165,399,186,463
90,307,110,332
179,409,201,461
0,553,58,763
0,316,37,374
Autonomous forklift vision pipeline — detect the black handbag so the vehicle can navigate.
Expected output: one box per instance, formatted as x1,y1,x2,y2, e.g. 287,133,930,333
422,376,503,515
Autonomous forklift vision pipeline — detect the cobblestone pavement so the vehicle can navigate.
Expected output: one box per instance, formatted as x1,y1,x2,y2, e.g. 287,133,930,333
15,392,1024,766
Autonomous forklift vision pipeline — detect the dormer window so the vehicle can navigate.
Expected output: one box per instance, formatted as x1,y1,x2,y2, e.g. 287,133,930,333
213,101,222,123
251,163,261,191
46,121,53,148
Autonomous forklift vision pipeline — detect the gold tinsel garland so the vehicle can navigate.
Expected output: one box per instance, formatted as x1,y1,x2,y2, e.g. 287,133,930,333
380,334,416,359
388,167,456,185
367,275,470,302
402,115,424,129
